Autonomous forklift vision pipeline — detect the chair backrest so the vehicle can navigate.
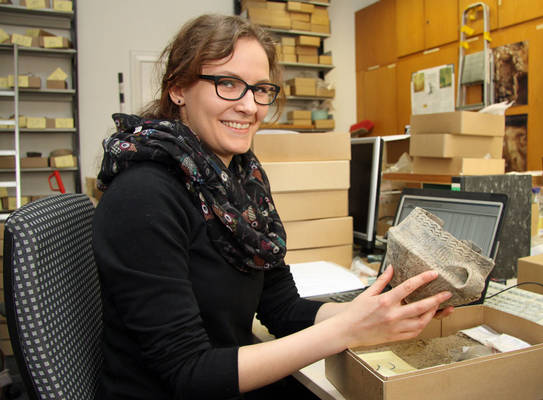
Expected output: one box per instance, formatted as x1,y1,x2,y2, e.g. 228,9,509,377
3,194,103,400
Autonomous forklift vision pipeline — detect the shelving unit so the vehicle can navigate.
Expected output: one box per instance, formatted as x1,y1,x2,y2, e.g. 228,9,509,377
238,0,335,132
0,1,80,219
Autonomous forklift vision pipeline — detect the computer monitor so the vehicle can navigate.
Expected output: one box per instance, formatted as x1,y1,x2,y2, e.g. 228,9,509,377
349,135,409,254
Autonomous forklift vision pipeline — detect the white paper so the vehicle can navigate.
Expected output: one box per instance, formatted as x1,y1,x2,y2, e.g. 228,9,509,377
460,324,531,352
411,64,455,115
289,261,366,298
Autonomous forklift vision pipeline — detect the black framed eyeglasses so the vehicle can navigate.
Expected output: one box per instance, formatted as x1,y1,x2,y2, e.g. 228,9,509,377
199,75,280,105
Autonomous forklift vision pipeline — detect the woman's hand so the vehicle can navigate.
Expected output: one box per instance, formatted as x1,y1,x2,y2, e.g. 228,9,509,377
335,265,452,348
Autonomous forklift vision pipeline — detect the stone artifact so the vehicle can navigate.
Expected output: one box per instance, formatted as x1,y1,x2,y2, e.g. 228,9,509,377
385,207,494,307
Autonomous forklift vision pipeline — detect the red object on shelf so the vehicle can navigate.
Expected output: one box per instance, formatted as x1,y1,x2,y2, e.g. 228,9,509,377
349,120,374,136
48,170,66,194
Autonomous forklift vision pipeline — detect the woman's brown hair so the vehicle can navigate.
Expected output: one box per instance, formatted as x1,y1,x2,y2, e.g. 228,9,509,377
141,14,284,121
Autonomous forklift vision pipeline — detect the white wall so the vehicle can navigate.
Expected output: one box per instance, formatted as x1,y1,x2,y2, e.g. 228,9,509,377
77,0,376,183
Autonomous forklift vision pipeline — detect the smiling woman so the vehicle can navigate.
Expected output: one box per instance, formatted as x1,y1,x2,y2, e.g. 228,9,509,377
92,13,452,400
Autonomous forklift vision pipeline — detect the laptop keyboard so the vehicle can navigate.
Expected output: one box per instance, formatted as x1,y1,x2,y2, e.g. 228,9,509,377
306,288,367,303
484,281,543,324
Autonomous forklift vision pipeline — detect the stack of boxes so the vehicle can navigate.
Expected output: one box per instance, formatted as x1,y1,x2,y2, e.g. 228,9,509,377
244,0,330,35
252,132,353,268
409,111,506,175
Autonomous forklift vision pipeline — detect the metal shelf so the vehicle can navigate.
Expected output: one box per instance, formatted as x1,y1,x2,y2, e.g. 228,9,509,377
280,61,334,71
0,128,76,133
0,167,78,173
0,43,76,56
286,95,334,101
265,27,330,38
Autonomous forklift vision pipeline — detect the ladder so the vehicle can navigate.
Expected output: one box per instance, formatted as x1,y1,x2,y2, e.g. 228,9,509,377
456,2,494,110
0,43,22,221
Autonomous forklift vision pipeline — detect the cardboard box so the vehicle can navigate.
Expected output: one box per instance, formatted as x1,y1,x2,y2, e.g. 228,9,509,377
247,8,291,29
0,339,12,356
281,45,296,55
262,160,349,192
50,154,76,168
54,117,74,128
410,111,505,136
287,1,314,13
291,86,316,96
326,305,543,400
39,36,71,48
517,254,543,295
10,33,39,48
319,55,333,65
8,75,41,89
316,87,335,98
285,244,353,268
21,157,48,168
409,133,503,158
284,217,353,250
21,0,51,8
291,20,311,31
290,11,310,22
279,54,297,63
296,46,319,56
296,35,320,47
52,0,72,12
287,110,312,120
297,55,319,64
311,14,330,25
253,131,350,162
2,197,31,210
0,156,14,169
314,119,335,129
412,156,505,175
311,23,331,34
281,36,296,46
46,79,67,89
273,190,348,221
27,117,55,129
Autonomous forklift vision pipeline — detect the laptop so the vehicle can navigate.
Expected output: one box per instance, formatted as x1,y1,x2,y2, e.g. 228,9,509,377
306,188,508,304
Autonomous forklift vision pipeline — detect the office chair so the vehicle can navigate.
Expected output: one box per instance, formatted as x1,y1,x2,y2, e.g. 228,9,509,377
3,194,103,400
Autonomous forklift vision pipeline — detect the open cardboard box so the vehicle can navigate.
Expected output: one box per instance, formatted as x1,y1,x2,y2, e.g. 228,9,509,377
325,305,543,400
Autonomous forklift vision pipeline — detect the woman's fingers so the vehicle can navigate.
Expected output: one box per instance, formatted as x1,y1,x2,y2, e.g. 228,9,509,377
386,269,440,304
399,291,452,319
362,265,393,296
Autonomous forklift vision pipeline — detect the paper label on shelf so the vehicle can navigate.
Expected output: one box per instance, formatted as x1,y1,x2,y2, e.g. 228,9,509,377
55,118,74,128
48,67,68,81
11,34,33,48
27,117,47,129
25,0,47,9
0,29,9,44
53,0,72,11
42,36,65,48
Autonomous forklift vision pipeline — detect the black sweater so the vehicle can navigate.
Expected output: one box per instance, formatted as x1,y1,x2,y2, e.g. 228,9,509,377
92,162,323,399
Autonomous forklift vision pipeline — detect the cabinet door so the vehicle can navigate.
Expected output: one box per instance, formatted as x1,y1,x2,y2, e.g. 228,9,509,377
458,0,499,35
498,0,543,29
357,65,398,135
395,43,458,132
395,0,425,57
355,0,397,70
424,0,458,48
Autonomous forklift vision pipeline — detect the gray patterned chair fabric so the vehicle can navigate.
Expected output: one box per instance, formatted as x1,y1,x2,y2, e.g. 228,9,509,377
3,194,103,400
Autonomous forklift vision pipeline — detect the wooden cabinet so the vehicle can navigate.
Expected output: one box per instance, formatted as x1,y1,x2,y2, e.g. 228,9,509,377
498,0,543,29
395,43,458,132
395,0,425,57
355,0,396,70
396,0,458,57
356,64,397,135
424,0,458,49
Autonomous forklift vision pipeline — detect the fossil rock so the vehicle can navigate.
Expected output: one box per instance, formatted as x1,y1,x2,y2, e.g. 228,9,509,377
385,207,494,307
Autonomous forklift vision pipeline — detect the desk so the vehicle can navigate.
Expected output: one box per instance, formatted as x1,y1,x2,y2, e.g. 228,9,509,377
252,319,345,400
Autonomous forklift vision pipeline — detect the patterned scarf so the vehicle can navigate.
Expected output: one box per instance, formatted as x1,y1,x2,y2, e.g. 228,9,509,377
97,113,287,273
